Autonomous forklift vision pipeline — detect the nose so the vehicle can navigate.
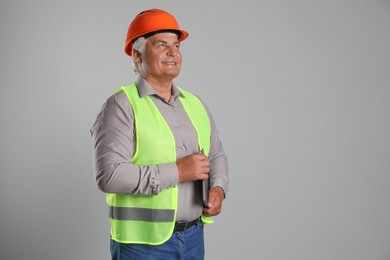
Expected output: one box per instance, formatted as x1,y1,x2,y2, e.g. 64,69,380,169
166,45,179,56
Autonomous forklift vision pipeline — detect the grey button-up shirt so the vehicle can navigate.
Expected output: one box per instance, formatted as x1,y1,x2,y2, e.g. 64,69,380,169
91,77,229,222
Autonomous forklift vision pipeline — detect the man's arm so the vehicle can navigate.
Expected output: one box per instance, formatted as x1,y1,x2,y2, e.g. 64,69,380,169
200,99,229,216
90,91,178,195
202,99,229,196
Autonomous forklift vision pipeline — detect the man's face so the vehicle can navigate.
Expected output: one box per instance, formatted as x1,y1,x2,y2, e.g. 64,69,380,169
138,32,182,82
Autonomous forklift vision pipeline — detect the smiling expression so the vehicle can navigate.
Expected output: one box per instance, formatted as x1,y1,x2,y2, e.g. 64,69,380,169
137,32,182,82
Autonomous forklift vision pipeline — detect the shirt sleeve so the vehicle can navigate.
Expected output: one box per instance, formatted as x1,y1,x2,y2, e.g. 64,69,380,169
199,99,230,197
90,91,178,195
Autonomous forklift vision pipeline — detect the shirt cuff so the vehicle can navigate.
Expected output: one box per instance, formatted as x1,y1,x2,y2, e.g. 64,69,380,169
211,179,228,198
157,162,179,189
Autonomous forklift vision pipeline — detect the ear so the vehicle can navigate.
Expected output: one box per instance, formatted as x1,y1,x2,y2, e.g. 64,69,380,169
132,50,142,64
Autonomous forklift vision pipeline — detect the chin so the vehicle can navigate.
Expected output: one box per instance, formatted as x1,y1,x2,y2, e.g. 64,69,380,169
165,70,180,77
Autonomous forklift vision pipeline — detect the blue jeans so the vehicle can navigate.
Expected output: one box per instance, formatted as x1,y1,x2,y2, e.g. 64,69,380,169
110,221,204,260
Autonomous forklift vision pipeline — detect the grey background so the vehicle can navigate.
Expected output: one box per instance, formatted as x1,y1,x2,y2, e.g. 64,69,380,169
1,0,390,259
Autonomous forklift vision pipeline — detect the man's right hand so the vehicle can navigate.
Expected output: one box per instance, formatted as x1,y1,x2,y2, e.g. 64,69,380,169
176,152,210,182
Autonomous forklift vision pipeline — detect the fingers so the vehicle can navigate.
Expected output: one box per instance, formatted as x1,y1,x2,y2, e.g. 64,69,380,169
190,154,210,177
202,187,224,216
176,153,210,182
202,199,221,216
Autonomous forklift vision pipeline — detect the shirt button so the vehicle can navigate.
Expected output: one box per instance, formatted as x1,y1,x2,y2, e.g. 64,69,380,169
177,124,182,129
182,147,186,151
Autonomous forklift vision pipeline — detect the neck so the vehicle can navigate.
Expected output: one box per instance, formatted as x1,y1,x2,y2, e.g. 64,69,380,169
144,76,174,101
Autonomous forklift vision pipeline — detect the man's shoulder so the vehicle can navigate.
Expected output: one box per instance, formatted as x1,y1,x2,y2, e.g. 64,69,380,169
105,89,132,110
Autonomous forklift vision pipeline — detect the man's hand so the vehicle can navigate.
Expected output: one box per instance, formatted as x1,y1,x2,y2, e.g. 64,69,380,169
203,186,225,217
176,152,210,182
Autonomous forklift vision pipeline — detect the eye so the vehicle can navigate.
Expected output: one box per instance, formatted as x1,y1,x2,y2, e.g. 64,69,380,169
156,42,166,48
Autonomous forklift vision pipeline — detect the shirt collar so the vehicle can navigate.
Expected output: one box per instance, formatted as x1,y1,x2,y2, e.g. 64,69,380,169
135,76,183,101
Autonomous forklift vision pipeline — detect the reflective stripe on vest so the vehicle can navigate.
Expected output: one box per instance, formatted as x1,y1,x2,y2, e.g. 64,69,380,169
109,206,175,222
107,83,212,245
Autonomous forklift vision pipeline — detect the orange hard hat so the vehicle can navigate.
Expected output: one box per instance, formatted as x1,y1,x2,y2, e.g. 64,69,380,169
124,9,189,56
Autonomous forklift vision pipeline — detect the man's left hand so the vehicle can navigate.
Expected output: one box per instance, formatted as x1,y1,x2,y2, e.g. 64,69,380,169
202,186,225,216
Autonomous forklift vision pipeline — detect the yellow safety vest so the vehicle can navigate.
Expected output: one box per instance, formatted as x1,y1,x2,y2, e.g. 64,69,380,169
107,83,213,245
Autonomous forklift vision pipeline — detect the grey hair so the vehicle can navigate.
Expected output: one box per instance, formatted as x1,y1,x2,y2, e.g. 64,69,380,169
131,36,147,74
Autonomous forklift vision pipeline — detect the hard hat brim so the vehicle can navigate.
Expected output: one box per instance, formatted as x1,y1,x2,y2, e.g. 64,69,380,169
125,29,188,56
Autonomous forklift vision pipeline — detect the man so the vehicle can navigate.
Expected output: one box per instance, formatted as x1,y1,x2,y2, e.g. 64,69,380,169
91,9,229,260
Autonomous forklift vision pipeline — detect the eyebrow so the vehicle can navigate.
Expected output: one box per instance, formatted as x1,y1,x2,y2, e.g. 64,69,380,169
152,39,180,45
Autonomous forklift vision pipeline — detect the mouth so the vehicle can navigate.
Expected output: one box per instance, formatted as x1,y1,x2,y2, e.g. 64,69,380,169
162,61,177,65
